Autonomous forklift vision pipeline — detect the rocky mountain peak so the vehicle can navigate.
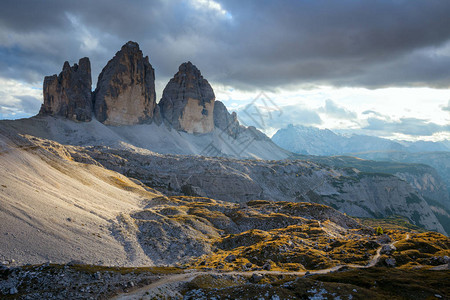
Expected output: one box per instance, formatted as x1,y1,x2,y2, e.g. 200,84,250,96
36,42,264,141
159,61,215,134
123,40,139,49
62,61,71,71
93,41,159,125
178,61,197,74
39,57,92,122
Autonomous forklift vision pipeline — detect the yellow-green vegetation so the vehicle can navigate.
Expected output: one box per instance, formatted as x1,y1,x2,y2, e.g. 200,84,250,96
185,274,247,290
107,175,161,197
182,269,450,299
391,231,450,268
357,215,427,232
189,222,379,271
312,268,450,299
155,197,450,272
109,175,135,191
376,226,383,235
69,264,182,275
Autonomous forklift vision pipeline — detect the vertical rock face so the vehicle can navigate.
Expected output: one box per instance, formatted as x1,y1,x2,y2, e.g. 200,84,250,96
214,101,242,138
159,62,215,134
93,41,158,125
39,58,92,121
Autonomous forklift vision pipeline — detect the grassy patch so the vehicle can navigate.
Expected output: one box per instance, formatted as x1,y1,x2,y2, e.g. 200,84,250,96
313,268,450,299
356,215,426,232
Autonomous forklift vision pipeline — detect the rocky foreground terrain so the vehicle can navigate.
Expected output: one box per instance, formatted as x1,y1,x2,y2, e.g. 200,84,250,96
1,126,449,299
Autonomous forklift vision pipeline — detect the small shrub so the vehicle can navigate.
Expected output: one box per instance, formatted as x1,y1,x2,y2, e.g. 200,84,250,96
376,226,384,235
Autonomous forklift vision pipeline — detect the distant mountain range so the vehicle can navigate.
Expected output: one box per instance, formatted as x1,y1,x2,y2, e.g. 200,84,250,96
272,124,449,155
273,124,450,217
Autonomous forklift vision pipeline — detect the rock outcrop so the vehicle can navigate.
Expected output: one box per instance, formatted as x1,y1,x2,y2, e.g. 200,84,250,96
39,58,92,121
93,41,158,125
159,62,215,134
214,101,242,138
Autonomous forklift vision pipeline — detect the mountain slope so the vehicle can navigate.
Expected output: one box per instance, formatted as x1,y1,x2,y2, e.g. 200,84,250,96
272,125,450,233
0,128,163,266
0,128,365,267
0,116,290,160
16,132,445,235
289,154,449,207
353,150,450,194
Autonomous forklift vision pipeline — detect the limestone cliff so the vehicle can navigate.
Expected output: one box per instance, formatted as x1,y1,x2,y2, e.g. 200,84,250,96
93,41,158,125
214,100,242,138
39,58,92,121
159,62,215,134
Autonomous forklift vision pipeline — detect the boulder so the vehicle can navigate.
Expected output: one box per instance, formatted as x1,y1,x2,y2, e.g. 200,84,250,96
9,287,18,295
385,257,396,267
159,62,215,134
376,234,392,244
224,254,236,263
262,261,272,270
250,273,263,283
380,244,396,255
94,41,158,125
39,58,92,121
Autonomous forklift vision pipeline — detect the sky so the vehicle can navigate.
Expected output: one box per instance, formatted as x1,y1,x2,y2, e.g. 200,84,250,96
0,0,449,141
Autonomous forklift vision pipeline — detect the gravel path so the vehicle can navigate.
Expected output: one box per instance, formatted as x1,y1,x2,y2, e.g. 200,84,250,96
114,234,412,299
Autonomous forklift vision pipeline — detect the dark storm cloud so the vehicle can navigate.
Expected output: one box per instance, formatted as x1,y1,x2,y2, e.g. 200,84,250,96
1,0,450,91
364,117,450,136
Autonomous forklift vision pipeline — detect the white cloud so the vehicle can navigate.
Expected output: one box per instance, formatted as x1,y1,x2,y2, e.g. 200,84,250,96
190,0,229,17
319,99,357,119
0,77,42,119
442,100,450,112
213,85,450,141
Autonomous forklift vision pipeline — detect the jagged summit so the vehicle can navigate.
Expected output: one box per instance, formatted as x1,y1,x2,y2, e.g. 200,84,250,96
32,41,289,159
93,41,159,126
123,40,139,48
39,42,222,134
159,61,215,134
39,57,92,121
